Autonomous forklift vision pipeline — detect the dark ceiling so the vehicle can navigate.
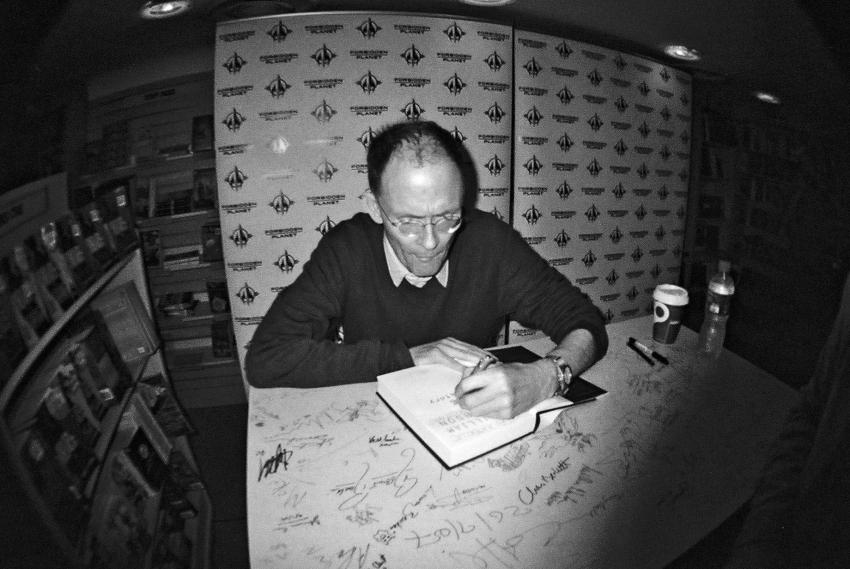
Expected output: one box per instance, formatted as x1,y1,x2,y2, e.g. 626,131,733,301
1,0,848,129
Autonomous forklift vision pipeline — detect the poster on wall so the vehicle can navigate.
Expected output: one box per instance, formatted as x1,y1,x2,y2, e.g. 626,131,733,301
214,13,514,383
510,30,692,340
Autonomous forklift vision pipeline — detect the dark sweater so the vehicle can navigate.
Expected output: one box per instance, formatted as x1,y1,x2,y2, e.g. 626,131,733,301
246,210,608,388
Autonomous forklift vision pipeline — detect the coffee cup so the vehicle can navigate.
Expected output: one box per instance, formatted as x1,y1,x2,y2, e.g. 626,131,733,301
652,284,689,344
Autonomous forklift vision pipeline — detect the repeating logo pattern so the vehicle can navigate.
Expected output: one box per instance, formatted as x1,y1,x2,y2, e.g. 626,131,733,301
215,13,514,377
511,31,691,340
215,15,692,375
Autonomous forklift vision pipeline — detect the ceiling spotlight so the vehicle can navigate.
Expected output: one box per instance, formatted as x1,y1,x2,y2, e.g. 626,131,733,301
754,91,781,104
140,0,193,19
458,0,516,6
664,44,701,61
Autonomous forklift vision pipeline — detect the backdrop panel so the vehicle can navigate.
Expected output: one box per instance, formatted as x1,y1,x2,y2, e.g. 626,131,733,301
510,30,692,342
214,13,514,383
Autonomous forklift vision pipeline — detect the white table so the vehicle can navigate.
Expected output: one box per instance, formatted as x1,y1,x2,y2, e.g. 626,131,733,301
245,316,798,568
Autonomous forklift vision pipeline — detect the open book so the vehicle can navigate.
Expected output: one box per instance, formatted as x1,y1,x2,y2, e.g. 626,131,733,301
377,345,606,468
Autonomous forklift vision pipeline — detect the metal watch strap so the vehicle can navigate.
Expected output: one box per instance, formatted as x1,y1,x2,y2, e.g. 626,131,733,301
544,354,572,397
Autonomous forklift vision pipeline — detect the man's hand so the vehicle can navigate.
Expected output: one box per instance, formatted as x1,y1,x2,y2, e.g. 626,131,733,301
454,359,555,419
409,337,493,373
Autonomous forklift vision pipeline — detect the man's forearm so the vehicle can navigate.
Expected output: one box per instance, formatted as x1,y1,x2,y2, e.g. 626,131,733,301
547,328,599,376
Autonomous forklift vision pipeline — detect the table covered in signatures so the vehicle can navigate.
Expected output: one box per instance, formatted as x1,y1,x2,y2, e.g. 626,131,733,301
245,315,798,569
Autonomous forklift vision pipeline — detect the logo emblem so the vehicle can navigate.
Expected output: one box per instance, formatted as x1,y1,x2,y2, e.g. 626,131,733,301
269,192,294,215
614,54,627,70
614,96,629,113
659,145,671,161
524,58,542,77
449,126,467,144
223,52,246,74
356,71,381,94
556,181,572,200
524,156,543,176
223,108,245,132
485,102,506,123
627,286,639,301
587,69,603,87
316,216,335,236
401,44,424,66
485,154,505,176
557,133,573,152
311,100,337,123
275,251,299,272
582,250,597,268
312,44,336,67
651,264,662,279
230,224,252,247
639,122,651,138
614,139,628,156
267,20,292,42
401,99,424,120
587,113,603,132
638,81,650,97
680,92,690,106
484,51,505,71
660,67,670,82
357,18,381,38
606,269,619,286
265,75,290,98
635,204,647,220
557,86,574,105
631,246,643,263
610,226,623,243
585,204,600,222
444,73,466,95
637,163,649,179
225,166,247,190
554,230,570,248
612,182,626,199
555,41,573,58
314,159,338,182
443,22,465,42
587,158,602,177
358,127,377,149
524,106,543,126
655,225,666,240
660,106,672,121
236,283,259,305
523,205,542,225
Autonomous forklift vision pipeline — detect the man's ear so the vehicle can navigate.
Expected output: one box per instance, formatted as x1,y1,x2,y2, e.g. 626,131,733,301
364,189,383,225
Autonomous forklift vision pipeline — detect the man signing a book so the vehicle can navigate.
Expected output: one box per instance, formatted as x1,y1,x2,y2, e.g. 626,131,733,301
246,120,608,419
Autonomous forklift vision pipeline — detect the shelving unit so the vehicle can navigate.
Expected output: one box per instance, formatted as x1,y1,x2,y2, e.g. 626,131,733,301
71,72,243,408
683,86,846,385
0,248,211,568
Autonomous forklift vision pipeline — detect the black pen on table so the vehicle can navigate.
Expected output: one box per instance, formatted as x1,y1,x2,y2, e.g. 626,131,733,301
628,337,669,365
627,338,655,366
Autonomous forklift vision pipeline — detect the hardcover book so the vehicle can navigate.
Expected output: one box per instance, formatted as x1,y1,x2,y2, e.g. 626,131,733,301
377,345,606,468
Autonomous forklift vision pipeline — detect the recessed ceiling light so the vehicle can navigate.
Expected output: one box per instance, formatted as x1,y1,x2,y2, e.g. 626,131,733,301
140,0,192,19
664,44,701,61
754,91,781,104
458,0,516,6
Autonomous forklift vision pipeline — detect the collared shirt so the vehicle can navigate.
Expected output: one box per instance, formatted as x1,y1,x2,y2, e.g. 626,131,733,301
383,235,449,288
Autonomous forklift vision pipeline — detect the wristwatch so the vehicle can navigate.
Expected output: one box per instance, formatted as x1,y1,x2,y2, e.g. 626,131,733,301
544,354,573,397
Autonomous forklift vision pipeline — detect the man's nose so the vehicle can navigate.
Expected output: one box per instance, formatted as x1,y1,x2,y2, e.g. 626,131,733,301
420,222,439,250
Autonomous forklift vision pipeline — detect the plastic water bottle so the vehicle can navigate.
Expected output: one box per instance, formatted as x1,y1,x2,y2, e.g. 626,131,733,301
698,260,735,357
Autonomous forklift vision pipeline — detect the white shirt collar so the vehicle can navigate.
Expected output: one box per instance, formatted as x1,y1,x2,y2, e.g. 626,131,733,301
383,235,449,288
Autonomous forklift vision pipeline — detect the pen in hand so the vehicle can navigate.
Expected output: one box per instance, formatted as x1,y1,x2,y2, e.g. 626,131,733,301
456,354,498,400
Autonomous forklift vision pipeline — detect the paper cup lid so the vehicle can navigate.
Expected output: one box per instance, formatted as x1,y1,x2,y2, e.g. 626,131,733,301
653,284,689,306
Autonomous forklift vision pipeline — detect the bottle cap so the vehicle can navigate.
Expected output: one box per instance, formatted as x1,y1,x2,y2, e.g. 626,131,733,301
718,259,731,272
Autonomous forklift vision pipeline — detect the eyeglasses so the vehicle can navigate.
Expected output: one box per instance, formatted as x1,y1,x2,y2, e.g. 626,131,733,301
375,200,463,238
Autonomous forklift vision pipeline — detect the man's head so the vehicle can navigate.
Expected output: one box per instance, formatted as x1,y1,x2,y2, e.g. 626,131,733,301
365,121,466,278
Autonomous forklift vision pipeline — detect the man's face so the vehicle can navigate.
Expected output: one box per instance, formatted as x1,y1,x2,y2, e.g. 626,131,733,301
373,153,464,278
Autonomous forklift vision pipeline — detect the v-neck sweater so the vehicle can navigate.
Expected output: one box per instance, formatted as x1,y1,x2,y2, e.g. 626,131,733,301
246,210,608,388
